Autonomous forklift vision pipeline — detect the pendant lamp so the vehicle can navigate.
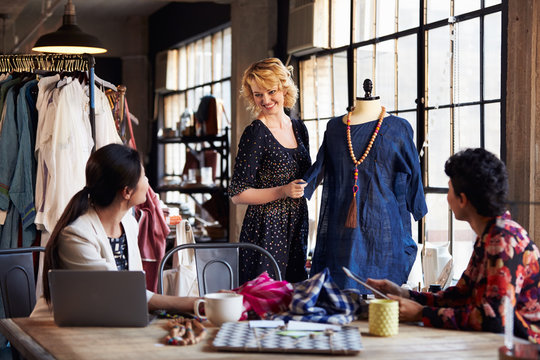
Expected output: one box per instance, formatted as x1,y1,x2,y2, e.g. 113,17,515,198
32,0,107,54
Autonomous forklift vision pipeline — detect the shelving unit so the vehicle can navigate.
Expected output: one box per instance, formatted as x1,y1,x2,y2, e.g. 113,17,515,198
156,129,229,193
154,91,230,243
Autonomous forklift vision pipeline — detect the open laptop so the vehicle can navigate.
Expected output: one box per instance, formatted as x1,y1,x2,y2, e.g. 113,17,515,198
48,270,153,327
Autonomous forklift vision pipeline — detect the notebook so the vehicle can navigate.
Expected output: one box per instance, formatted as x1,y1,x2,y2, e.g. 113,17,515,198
48,270,153,327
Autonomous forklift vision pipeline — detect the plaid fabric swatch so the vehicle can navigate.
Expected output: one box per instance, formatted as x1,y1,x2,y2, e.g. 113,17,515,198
271,268,363,324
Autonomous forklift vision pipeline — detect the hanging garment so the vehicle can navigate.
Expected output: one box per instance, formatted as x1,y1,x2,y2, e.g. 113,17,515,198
134,187,169,292
0,75,13,136
43,78,93,234
93,85,122,149
10,80,39,247
34,75,61,233
303,115,427,293
0,85,22,248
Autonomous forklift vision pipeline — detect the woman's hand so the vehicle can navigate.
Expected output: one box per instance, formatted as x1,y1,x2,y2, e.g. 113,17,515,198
388,294,423,322
366,278,410,298
282,179,307,199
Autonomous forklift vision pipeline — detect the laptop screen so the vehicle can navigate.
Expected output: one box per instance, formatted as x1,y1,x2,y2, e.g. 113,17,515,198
48,270,150,327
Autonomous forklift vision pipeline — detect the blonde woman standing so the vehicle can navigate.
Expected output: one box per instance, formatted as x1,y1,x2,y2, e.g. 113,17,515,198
229,58,311,284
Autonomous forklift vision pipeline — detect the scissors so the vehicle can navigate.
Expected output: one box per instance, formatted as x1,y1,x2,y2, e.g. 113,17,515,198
342,266,390,299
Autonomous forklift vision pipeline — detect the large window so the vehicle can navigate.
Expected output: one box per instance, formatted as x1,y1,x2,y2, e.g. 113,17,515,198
161,26,231,206
298,1,502,283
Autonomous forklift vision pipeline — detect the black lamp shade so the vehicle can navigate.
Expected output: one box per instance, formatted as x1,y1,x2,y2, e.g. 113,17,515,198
32,0,107,54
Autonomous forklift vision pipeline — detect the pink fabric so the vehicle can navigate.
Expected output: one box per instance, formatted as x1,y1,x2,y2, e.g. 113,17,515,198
233,272,294,320
135,187,169,292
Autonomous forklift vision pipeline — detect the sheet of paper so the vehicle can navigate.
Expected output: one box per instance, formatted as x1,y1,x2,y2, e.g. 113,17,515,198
286,321,341,332
249,320,285,328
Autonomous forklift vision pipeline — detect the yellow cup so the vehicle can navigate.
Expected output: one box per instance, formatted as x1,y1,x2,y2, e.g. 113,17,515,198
368,299,399,336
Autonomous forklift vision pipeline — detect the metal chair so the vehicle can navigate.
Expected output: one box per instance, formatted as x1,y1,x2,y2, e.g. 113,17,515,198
157,243,281,296
0,247,45,318
0,246,45,360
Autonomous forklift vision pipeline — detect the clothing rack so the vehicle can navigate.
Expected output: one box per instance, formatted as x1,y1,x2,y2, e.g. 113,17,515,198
0,53,97,149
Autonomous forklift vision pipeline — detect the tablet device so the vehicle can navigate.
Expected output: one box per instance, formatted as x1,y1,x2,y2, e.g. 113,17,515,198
342,266,389,299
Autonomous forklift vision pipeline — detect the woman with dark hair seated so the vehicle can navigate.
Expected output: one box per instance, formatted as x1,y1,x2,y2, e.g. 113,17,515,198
31,143,198,316
367,148,540,342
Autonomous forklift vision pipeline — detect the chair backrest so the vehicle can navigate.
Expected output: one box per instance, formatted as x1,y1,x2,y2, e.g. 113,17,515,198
0,247,45,318
157,243,281,296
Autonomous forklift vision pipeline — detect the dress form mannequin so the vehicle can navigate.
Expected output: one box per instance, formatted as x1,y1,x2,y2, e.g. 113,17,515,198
343,79,387,125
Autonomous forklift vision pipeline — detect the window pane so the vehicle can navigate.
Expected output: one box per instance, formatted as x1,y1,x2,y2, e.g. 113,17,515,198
425,193,449,243
187,43,195,88
178,47,187,90
166,50,178,90
213,82,222,100
454,105,480,151
456,19,480,103
484,12,501,100
203,85,211,97
484,102,501,157
332,0,350,48
355,0,375,42
397,110,417,140
203,36,212,84
195,87,204,108
212,32,223,81
399,0,419,31
451,213,476,279
223,27,232,78
222,80,231,127
316,55,333,119
375,40,395,111
427,108,450,187
300,58,316,119
485,0,501,6
356,45,374,99
195,39,204,86
332,51,348,116
427,25,451,108
454,0,480,16
427,0,449,24
376,0,395,38
397,35,417,111
187,89,196,111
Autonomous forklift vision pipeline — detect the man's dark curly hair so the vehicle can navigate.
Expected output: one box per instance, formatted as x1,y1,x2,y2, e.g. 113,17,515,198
444,148,508,217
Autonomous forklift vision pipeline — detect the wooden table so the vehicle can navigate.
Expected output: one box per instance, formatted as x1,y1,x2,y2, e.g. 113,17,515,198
0,316,514,359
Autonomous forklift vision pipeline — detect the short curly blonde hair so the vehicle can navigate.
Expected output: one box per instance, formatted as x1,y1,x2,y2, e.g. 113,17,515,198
240,58,298,116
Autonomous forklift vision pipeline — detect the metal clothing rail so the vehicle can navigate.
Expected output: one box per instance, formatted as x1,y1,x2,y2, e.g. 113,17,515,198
0,53,97,149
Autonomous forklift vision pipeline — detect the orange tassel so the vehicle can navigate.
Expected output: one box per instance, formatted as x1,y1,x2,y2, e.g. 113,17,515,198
345,193,358,228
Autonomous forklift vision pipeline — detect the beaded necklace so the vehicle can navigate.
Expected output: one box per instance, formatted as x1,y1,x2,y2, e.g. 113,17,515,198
345,106,386,228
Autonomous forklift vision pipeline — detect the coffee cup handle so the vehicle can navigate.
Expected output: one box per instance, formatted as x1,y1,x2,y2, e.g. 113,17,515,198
194,298,206,319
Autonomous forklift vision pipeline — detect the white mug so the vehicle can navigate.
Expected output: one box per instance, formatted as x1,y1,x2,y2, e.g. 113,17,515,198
194,293,243,326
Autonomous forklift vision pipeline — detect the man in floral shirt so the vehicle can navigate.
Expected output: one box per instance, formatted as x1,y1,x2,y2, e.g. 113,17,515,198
367,148,540,342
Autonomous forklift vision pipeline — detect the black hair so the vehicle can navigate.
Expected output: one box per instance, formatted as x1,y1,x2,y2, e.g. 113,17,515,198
444,148,508,217
42,144,141,303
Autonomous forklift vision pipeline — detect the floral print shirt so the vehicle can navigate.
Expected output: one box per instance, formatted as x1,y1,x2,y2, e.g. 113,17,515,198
410,211,540,342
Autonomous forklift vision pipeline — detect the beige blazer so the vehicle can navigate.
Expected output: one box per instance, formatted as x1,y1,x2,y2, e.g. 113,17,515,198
31,207,154,317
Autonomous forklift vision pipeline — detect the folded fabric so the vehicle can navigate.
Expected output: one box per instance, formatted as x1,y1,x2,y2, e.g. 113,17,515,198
233,272,293,321
271,268,363,325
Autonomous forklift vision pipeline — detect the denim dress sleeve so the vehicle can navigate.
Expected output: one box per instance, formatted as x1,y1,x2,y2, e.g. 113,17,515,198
303,128,327,200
